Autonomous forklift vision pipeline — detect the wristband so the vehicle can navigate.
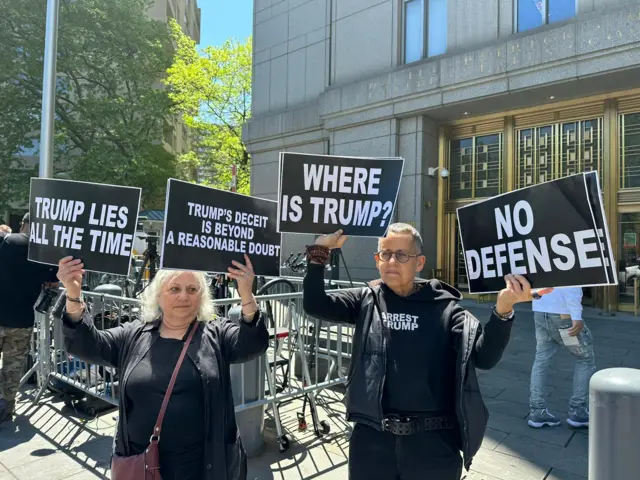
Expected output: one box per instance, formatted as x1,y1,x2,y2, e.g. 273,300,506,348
306,244,330,265
493,307,514,321
66,294,83,303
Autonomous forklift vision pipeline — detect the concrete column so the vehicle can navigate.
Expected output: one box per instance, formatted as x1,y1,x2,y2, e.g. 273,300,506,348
589,368,640,479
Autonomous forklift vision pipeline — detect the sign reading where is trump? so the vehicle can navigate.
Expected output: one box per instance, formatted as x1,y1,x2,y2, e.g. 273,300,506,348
161,179,281,276
277,153,405,237
456,172,616,294
28,179,142,275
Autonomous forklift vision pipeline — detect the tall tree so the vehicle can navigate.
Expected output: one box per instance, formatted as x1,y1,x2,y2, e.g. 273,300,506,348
165,20,252,194
0,0,179,209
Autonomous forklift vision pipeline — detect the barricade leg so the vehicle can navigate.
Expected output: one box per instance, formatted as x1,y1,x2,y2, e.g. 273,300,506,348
33,310,52,403
262,355,287,450
589,368,640,479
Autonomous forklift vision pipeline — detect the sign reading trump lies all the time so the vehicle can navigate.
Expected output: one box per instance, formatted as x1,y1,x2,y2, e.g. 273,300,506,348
456,172,616,294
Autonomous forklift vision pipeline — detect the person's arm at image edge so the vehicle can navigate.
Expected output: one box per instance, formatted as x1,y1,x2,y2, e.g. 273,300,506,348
58,257,128,368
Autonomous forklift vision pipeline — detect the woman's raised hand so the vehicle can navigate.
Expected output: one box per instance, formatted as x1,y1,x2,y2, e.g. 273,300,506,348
57,257,84,297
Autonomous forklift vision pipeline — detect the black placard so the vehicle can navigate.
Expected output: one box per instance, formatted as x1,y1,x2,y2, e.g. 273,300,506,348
584,171,616,283
28,178,142,275
277,152,405,237
456,172,617,294
161,179,281,276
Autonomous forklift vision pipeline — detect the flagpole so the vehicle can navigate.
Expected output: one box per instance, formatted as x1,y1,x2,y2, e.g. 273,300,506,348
38,0,60,179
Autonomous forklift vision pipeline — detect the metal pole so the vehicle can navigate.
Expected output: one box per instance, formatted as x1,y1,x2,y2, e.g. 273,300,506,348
589,368,640,479
38,0,61,179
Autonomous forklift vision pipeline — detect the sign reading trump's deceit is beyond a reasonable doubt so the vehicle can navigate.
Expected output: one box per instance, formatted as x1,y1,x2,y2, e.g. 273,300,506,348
456,172,616,294
28,179,142,275
161,179,281,276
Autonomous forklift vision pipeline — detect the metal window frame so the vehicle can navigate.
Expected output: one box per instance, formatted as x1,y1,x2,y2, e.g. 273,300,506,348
513,0,578,34
402,0,427,65
402,0,448,64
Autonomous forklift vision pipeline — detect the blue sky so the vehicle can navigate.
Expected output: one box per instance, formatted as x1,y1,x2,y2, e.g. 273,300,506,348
198,0,253,49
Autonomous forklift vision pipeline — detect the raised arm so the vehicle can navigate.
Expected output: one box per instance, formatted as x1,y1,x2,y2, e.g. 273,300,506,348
57,256,131,368
302,263,363,325
61,309,132,368
223,254,269,363
450,273,554,369
449,305,514,370
218,310,269,364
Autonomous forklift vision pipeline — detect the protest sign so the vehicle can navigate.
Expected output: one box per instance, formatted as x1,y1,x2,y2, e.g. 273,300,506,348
161,179,281,276
456,172,616,294
277,153,404,237
584,171,616,282
28,178,141,275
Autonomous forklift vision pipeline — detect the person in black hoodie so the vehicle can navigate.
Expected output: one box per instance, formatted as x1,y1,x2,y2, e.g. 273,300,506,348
303,223,552,480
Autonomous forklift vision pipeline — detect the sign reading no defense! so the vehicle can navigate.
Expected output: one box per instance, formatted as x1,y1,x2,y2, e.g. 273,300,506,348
456,172,616,294
28,178,142,275
277,153,405,237
161,179,282,276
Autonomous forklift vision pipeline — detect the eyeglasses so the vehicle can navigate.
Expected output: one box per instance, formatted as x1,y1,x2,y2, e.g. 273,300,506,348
375,250,421,264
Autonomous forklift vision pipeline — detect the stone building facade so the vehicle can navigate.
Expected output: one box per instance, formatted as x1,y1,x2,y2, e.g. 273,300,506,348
244,0,640,312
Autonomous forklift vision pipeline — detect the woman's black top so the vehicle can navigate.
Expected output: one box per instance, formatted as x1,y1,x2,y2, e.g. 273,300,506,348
126,336,205,480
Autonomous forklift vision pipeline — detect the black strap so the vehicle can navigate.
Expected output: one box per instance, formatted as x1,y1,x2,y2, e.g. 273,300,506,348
150,321,198,442
381,415,454,435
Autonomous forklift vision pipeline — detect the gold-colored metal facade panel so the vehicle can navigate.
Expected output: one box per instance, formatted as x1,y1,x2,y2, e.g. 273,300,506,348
513,103,604,128
444,119,505,139
618,96,640,115
619,111,640,190
515,117,603,189
618,189,640,204
446,132,504,201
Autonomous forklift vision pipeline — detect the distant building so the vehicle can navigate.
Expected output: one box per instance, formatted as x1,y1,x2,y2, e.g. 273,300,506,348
150,0,202,156
244,0,640,313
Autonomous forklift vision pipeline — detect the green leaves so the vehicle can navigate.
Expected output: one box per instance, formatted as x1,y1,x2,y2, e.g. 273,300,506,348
165,20,252,195
0,0,177,209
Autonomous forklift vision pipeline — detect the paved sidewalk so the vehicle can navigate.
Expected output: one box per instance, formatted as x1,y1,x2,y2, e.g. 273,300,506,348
1,306,640,479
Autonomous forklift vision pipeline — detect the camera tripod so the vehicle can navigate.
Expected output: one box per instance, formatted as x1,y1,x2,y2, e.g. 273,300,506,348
131,236,160,298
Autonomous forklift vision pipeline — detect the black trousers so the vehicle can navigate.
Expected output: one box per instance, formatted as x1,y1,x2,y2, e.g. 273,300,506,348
348,423,463,480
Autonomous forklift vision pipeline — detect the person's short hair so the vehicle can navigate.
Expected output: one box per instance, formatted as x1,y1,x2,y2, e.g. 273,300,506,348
379,222,423,254
0,225,11,234
21,213,30,224
140,270,215,323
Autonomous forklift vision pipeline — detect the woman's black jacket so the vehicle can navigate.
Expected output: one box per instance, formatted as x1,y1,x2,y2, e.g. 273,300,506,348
61,309,269,480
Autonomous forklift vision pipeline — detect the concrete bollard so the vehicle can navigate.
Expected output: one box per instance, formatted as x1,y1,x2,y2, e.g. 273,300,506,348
589,368,640,479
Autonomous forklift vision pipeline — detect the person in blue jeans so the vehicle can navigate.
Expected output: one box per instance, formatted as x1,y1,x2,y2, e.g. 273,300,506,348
528,287,595,429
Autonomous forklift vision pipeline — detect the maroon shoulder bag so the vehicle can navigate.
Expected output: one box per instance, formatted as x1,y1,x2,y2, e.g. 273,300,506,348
111,323,198,480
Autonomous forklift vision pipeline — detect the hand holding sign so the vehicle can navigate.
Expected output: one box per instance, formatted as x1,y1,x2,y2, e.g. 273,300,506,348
496,274,553,314
56,256,85,299
314,229,349,250
227,254,256,298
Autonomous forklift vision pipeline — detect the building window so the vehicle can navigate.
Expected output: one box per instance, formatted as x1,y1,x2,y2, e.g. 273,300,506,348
403,0,447,64
516,118,603,189
620,113,640,189
448,133,503,200
516,0,576,33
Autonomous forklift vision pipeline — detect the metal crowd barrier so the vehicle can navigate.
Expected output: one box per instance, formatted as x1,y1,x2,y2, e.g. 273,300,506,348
28,286,355,452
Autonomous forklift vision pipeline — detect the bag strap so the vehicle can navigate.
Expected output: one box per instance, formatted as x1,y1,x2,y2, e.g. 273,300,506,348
150,321,198,442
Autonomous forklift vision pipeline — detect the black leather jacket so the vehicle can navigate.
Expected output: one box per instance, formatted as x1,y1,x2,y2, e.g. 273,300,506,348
302,264,514,471
61,309,268,480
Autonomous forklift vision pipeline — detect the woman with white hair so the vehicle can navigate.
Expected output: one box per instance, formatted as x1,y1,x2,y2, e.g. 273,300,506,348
56,254,268,480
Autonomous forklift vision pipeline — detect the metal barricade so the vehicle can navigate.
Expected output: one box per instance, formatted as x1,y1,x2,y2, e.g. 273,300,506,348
35,287,354,453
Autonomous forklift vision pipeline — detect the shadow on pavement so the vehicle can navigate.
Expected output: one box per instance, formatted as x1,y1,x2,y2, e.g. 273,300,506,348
0,387,114,479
